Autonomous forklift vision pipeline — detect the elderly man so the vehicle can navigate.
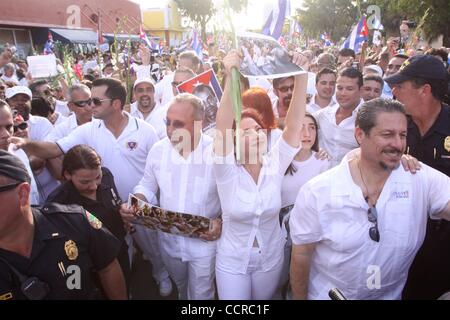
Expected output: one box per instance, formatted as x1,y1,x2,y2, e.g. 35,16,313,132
290,98,450,300
121,93,222,300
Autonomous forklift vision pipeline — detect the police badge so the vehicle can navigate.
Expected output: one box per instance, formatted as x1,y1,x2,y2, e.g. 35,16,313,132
64,240,78,261
445,136,450,152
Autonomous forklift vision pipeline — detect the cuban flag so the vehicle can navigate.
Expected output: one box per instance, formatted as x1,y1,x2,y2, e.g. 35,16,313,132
320,33,333,46
190,31,203,61
140,25,159,51
262,0,291,40
43,31,54,55
289,17,302,37
341,16,369,53
177,69,222,101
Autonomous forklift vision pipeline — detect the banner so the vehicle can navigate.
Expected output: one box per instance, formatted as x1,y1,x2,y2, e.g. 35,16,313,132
128,194,212,239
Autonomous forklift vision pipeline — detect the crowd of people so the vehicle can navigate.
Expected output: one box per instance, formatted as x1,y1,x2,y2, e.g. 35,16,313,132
0,25,449,301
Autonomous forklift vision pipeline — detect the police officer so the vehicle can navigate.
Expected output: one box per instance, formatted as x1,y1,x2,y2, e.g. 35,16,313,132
0,150,127,300
386,54,450,299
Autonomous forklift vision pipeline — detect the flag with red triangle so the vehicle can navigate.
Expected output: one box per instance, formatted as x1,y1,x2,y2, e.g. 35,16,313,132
177,69,222,131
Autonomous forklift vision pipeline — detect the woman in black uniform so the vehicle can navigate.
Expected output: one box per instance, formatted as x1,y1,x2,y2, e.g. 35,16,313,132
47,144,131,292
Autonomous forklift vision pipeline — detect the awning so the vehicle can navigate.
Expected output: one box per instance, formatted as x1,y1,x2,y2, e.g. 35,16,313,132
103,33,142,42
50,28,101,44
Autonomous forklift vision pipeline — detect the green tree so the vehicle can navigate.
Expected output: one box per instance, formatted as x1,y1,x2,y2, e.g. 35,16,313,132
296,0,359,42
371,0,450,45
175,0,215,43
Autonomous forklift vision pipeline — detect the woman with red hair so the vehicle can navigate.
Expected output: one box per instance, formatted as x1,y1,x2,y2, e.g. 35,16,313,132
242,87,282,150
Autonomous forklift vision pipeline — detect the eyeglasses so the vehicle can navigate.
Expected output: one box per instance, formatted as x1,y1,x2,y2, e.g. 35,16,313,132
72,99,92,108
276,85,295,93
164,118,185,129
91,98,113,106
14,122,28,132
0,182,22,193
367,206,380,242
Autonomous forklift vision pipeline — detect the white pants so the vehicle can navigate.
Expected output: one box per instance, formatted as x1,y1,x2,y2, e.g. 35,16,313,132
132,225,170,283
160,249,216,300
216,247,283,300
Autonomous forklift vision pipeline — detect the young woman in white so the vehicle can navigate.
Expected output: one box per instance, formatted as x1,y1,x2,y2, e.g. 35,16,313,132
213,50,308,300
276,112,331,299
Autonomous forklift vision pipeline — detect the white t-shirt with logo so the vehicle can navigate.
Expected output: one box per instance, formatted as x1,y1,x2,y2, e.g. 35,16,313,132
57,113,158,201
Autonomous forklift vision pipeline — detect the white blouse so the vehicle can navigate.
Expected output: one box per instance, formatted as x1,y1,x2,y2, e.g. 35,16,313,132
214,137,300,274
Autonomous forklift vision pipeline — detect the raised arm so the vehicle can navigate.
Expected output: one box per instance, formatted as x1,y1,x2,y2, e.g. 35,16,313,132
8,137,63,159
282,54,308,148
214,50,241,157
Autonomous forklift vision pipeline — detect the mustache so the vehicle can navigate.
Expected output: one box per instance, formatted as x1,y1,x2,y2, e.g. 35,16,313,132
382,148,403,155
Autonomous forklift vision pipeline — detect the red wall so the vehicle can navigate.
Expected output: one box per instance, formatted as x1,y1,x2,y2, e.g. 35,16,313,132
0,0,141,33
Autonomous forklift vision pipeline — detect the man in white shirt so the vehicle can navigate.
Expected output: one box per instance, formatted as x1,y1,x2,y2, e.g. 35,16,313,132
130,78,167,140
121,93,222,300
307,67,337,113
46,84,93,142
5,86,54,141
0,101,39,205
314,67,364,167
290,98,450,300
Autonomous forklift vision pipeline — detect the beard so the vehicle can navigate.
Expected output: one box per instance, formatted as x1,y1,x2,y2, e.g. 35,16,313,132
138,96,153,108
379,147,403,171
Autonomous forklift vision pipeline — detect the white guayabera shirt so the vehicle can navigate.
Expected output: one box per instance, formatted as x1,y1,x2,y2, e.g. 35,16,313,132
290,157,450,300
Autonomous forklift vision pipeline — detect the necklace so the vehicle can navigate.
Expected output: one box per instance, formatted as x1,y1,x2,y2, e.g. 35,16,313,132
358,159,372,205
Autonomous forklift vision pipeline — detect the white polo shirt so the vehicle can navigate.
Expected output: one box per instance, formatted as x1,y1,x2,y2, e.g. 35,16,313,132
306,95,336,114
214,137,300,274
314,100,363,167
129,101,167,140
289,158,450,300
45,114,80,142
57,113,158,201
133,135,221,261
28,115,54,141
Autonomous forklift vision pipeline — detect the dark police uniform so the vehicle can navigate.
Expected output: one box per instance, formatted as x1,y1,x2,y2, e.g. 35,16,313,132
46,167,130,286
0,203,121,300
403,103,450,299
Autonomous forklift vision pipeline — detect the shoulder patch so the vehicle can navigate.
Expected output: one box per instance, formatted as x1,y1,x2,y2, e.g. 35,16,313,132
85,211,102,229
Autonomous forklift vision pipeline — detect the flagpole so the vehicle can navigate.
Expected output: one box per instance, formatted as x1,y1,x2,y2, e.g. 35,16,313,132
224,0,242,162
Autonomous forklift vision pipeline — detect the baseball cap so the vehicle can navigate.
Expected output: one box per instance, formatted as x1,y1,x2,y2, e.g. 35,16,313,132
5,86,32,100
133,77,155,90
385,54,449,85
364,65,383,77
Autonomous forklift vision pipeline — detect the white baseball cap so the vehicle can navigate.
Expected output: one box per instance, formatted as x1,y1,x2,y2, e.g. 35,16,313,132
133,77,155,90
364,65,383,77
5,86,32,100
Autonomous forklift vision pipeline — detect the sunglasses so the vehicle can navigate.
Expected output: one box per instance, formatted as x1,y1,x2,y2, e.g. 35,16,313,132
367,207,380,242
135,87,154,94
14,122,28,132
91,98,113,106
0,182,22,193
276,85,295,93
164,118,185,129
73,99,92,108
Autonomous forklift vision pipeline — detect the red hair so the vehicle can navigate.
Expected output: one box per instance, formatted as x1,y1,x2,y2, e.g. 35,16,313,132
242,87,276,130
